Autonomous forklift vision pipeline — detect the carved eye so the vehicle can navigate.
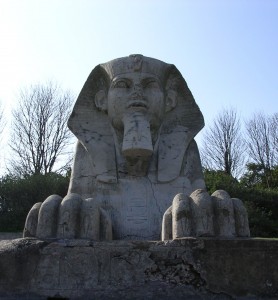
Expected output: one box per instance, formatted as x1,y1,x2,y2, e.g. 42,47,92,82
113,80,130,88
144,79,160,89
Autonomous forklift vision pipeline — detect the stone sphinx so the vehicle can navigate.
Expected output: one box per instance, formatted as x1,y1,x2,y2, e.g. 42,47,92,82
23,55,250,240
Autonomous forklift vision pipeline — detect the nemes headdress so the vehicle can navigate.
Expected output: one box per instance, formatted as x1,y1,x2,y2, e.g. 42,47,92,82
68,55,204,182
101,54,170,84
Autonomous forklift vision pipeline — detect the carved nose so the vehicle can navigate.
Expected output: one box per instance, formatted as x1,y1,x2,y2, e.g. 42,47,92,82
134,84,142,92
131,84,143,98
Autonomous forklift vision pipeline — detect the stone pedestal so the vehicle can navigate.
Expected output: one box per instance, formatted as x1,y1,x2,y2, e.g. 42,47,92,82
0,238,277,299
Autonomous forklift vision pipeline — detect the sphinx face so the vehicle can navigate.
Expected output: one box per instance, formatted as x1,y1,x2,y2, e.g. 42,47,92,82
107,72,165,131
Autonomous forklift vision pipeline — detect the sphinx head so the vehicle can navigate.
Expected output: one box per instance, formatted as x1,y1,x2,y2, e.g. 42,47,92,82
68,54,204,177
94,54,178,132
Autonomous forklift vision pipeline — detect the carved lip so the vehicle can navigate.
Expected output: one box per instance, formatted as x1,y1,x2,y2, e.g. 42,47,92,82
127,100,148,110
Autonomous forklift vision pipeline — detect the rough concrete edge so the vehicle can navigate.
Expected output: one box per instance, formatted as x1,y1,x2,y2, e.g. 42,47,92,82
0,237,277,299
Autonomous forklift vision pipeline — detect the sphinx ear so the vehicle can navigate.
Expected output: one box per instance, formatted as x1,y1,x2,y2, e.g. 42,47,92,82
165,90,177,113
94,90,108,112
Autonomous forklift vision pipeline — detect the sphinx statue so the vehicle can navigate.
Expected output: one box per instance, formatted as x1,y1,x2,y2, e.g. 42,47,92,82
23,55,250,240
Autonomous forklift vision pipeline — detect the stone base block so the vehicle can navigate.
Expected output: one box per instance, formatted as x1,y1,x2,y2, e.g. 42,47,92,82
0,238,277,299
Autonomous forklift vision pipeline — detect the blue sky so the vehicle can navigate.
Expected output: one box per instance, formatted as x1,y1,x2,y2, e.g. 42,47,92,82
0,0,277,148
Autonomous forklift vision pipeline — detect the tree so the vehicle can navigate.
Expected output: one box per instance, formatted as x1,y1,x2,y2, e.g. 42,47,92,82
10,82,74,176
245,112,278,188
0,173,70,231
200,108,246,177
0,101,7,174
0,101,6,139
0,100,6,147
203,169,278,237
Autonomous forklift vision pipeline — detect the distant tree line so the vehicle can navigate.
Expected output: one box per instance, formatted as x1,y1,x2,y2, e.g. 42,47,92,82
201,108,278,237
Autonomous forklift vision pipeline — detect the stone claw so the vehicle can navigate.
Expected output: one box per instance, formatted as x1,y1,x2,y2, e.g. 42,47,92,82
162,189,250,241
23,193,112,240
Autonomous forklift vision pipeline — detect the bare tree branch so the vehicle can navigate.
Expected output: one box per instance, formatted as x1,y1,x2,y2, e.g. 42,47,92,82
200,108,246,177
9,82,74,176
0,102,6,145
245,112,278,187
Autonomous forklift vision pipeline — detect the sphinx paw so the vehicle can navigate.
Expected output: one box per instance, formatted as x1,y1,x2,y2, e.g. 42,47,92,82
162,189,250,241
23,193,112,240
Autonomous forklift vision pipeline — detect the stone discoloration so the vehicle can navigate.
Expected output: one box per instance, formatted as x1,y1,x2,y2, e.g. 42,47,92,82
23,202,42,237
190,189,214,237
162,189,250,240
232,197,250,237
0,238,277,299
172,194,191,238
36,195,62,238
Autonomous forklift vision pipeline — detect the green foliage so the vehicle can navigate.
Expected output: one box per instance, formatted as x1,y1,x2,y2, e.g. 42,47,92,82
204,170,278,237
0,173,69,232
203,169,239,195
241,163,278,189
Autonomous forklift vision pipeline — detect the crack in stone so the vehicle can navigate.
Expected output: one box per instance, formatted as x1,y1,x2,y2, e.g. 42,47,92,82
146,176,163,216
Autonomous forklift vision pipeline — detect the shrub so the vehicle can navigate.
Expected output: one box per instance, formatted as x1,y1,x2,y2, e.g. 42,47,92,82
0,173,69,232
204,170,278,237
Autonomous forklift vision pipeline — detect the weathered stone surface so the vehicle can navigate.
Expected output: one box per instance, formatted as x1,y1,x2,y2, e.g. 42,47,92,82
163,189,249,239
23,55,250,240
172,194,191,239
161,206,172,240
36,195,62,238
232,197,251,237
57,193,83,239
190,189,214,237
212,190,236,237
79,197,101,240
0,238,47,298
23,202,42,237
0,238,277,299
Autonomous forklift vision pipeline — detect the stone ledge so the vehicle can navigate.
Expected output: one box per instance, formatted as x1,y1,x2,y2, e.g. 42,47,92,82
0,238,277,299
